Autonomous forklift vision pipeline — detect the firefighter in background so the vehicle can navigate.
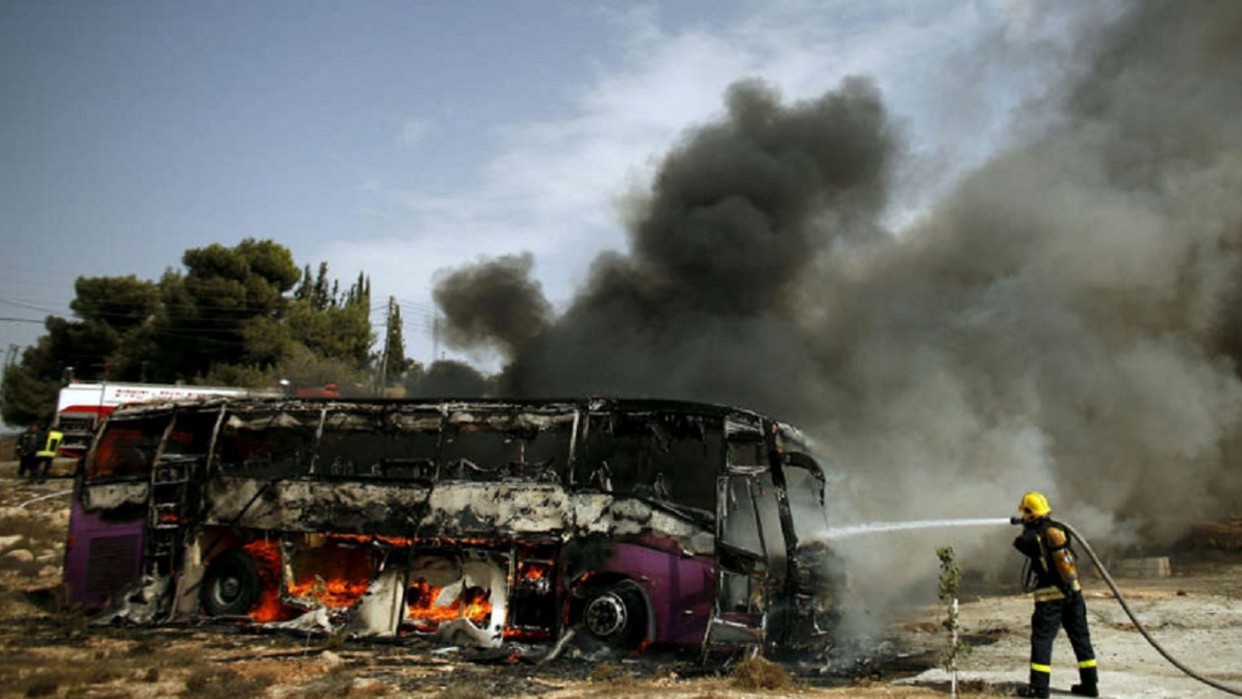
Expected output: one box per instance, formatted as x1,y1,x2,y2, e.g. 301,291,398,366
1012,492,1099,698
34,424,63,484
15,424,41,479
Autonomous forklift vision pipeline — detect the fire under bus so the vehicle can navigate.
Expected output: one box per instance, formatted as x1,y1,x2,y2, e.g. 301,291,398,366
64,397,840,656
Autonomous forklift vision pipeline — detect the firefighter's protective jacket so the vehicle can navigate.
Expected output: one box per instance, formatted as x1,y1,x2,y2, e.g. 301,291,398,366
1013,517,1082,602
35,430,63,459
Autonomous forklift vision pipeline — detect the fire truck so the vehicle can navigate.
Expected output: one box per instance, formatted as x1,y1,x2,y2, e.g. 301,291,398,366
54,381,343,458
53,382,263,459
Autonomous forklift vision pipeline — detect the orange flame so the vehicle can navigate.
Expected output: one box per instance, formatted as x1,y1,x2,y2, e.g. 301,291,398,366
517,562,546,582
285,543,373,609
241,540,291,623
403,579,492,631
502,627,551,642
234,537,555,637
321,533,416,547
286,575,370,609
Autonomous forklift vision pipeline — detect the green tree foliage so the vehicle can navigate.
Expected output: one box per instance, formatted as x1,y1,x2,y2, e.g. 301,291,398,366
0,351,59,426
936,545,968,677
381,302,406,385
44,316,121,376
0,306,133,424
70,275,159,333
150,239,300,380
286,270,373,368
293,261,333,311
0,239,376,426
58,275,162,383
271,344,368,394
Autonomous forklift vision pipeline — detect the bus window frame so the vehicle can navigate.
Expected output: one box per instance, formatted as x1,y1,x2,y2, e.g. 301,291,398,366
83,413,173,483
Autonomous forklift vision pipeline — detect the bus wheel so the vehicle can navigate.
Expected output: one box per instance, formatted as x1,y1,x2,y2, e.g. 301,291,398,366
581,584,647,649
201,549,261,617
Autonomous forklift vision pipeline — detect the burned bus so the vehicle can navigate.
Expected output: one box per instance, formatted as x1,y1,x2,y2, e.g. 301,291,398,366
64,397,838,654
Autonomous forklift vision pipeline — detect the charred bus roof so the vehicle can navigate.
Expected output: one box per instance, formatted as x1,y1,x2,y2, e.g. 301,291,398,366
103,397,814,454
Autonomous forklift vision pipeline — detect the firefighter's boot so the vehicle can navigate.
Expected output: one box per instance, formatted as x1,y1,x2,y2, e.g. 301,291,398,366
1070,661,1098,696
1018,664,1051,698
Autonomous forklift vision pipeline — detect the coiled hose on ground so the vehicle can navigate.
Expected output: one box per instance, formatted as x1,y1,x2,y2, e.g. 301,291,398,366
1054,518,1242,697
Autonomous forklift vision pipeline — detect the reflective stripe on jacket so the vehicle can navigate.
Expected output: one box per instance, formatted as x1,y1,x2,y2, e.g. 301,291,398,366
35,430,64,458
1032,585,1066,602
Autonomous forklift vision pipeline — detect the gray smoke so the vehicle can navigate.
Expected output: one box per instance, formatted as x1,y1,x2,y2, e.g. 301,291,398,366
438,77,896,418
801,1,1242,630
434,0,1242,585
432,252,552,358
813,1,1242,540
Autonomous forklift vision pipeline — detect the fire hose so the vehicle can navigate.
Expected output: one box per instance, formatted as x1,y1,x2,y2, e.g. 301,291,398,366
1025,518,1242,697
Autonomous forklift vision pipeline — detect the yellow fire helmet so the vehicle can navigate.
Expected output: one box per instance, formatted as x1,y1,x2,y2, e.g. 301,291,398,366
1019,491,1052,521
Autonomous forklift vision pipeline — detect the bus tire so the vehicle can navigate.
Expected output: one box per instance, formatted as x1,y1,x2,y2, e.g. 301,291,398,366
580,583,647,649
201,549,261,617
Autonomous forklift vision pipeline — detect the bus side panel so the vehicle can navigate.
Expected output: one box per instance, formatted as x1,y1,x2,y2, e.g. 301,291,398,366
64,498,144,610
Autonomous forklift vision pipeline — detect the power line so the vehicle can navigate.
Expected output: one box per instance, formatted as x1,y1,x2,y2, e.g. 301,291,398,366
0,297,63,314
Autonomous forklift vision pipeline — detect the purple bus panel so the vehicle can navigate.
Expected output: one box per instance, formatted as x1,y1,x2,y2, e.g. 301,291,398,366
65,496,144,610
597,540,715,646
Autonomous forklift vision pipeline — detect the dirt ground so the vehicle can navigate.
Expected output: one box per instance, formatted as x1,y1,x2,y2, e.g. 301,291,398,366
1,458,1240,699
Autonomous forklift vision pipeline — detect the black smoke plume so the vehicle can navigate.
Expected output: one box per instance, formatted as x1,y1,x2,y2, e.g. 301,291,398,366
432,252,551,358
433,1,1242,558
436,77,895,417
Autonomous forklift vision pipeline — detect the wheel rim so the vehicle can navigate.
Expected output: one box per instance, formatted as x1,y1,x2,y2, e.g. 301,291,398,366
212,575,242,607
585,591,627,638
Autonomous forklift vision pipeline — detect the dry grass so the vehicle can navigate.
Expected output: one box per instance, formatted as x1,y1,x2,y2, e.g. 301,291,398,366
183,665,274,699
437,678,493,699
300,669,359,699
590,662,631,683
351,678,393,696
729,656,795,691
2,647,171,698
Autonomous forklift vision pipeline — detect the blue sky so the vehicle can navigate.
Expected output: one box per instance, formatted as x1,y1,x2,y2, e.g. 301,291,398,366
0,0,1099,369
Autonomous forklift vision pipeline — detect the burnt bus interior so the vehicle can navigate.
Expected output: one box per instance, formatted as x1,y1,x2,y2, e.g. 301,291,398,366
68,398,838,656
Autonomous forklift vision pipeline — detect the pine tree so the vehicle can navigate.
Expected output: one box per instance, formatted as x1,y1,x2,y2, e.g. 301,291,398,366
312,262,330,310
383,302,406,385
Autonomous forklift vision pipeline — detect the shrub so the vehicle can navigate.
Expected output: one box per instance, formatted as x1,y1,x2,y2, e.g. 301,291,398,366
730,655,793,691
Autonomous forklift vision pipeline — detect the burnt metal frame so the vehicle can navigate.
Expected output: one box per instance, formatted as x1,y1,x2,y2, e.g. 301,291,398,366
69,396,829,650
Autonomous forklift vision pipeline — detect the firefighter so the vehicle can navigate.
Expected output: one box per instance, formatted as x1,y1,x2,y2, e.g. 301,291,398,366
34,425,64,484
1012,491,1098,698
15,424,41,479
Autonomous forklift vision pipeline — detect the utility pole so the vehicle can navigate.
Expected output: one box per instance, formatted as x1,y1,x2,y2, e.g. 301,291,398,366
431,312,440,364
377,296,396,395
0,344,18,407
